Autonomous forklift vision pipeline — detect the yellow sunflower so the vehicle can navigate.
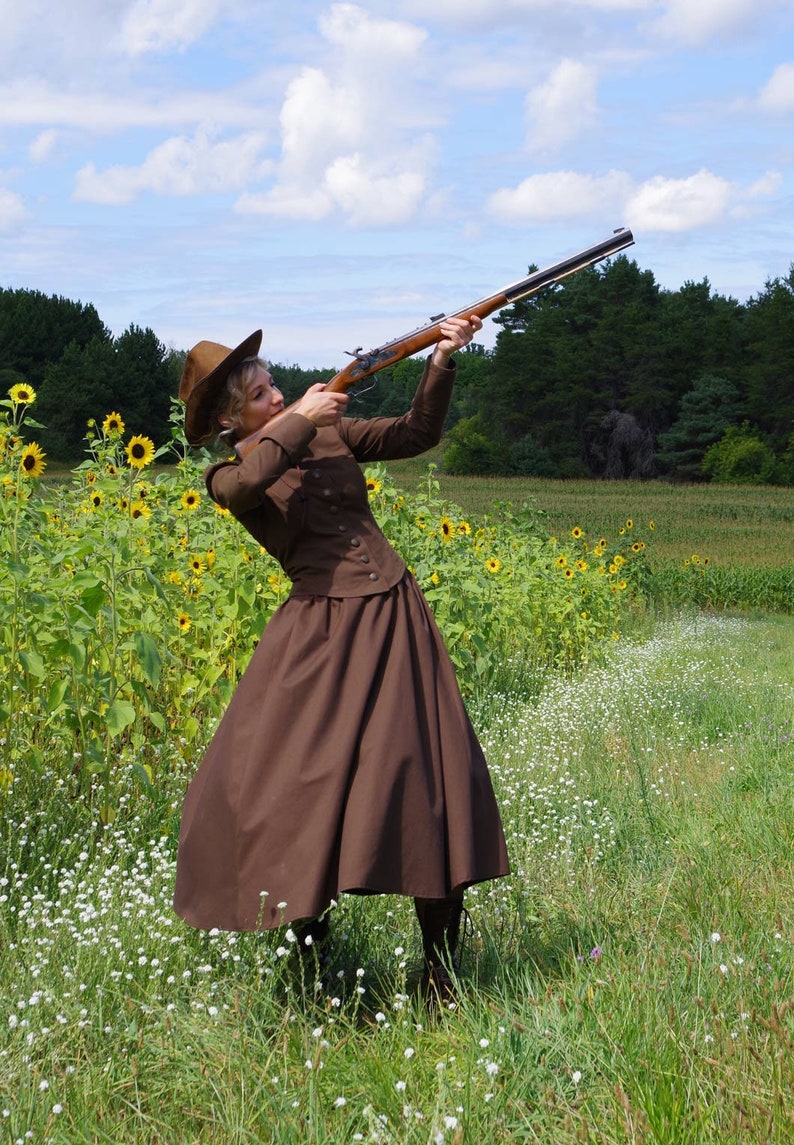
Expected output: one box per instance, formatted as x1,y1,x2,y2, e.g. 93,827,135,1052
564,567,575,579
9,383,36,405
19,442,47,478
125,435,156,469
89,491,104,510
177,613,192,633
130,499,151,520
486,557,501,574
458,520,472,535
439,516,455,542
430,571,440,585
102,411,125,438
555,554,567,568
180,488,201,511
571,526,583,539
366,477,382,495
189,554,206,576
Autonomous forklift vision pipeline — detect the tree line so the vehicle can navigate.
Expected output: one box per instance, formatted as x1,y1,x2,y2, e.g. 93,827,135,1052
1,258,793,482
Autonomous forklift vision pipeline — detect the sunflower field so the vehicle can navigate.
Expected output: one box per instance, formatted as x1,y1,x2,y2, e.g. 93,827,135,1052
0,384,657,819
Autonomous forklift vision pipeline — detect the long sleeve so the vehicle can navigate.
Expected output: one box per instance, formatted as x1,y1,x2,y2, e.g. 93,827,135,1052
338,357,456,462
204,412,317,515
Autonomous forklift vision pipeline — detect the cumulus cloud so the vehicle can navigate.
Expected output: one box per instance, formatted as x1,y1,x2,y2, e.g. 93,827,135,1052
487,166,780,231
758,62,794,111
28,130,59,163
0,187,29,230
525,59,599,151
625,170,732,231
238,3,436,227
653,0,786,44
488,169,631,221
118,0,226,55
74,127,270,204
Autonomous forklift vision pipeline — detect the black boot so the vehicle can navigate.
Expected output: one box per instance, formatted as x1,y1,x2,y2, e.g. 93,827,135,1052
293,914,333,990
414,894,465,1005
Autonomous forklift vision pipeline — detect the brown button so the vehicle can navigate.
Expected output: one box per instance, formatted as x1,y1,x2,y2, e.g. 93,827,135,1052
360,554,370,564
322,488,332,498
369,572,379,581
311,470,322,479
337,524,348,533
349,537,361,548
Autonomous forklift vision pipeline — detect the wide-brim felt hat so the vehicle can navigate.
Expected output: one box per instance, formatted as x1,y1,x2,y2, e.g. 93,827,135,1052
180,329,263,445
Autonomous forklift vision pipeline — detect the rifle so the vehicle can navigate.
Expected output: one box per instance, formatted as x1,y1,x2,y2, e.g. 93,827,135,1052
235,227,634,460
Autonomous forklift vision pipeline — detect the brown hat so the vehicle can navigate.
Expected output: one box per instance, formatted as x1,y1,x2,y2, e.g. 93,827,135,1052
179,329,263,445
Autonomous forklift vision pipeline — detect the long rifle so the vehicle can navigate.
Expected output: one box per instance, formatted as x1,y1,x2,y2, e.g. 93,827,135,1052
235,227,634,459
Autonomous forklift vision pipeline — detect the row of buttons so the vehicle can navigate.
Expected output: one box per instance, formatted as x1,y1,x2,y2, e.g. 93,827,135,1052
308,467,379,582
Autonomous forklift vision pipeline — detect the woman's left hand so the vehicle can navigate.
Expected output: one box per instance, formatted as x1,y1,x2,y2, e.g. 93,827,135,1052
431,315,483,367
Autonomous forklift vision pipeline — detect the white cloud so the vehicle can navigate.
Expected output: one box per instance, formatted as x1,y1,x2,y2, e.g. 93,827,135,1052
249,3,437,227
487,167,780,231
118,0,226,55
0,79,266,131
74,127,270,204
525,59,598,151
758,62,794,111
626,170,731,231
654,0,786,44
0,187,29,230
488,169,631,220
398,0,650,18
28,130,59,163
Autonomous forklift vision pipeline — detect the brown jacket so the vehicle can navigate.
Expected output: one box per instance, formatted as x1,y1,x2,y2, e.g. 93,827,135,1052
205,357,455,597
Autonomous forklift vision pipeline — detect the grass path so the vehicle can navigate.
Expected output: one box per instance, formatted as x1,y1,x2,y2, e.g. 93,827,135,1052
1,612,792,1143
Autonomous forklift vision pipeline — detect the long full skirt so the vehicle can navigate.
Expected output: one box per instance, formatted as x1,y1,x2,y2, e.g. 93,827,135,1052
173,572,509,931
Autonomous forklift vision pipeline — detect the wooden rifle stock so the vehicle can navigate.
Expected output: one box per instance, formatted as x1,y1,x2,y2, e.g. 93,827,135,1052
234,227,634,460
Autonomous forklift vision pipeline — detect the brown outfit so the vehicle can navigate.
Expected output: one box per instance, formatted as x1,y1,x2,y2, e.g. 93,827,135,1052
173,358,509,931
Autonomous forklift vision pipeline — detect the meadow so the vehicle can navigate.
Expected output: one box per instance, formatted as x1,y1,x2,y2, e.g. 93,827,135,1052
0,390,792,1143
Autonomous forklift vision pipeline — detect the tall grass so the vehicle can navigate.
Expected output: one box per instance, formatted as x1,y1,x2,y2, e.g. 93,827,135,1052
1,613,792,1143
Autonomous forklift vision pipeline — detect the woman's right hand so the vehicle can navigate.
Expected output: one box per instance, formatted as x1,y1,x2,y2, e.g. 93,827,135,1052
294,384,350,427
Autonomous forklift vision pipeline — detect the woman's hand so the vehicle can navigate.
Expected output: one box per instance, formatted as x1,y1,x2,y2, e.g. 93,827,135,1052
294,383,350,427
431,314,483,368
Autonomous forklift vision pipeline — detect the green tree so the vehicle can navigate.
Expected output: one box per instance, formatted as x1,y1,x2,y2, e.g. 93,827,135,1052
656,374,742,481
702,423,779,485
0,287,107,387
742,269,794,450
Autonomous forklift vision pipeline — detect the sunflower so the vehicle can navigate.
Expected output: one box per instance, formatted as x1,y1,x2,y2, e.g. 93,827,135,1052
214,502,230,516
571,526,583,539
180,488,201,512
430,571,440,585
439,516,454,542
189,554,206,576
125,435,156,469
206,549,216,570
9,383,36,405
102,411,125,438
486,557,501,574
575,559,588,571
130,499,151,520
106,463,118,477
89,491,104,510
366,477,382,496
648,520,656,531
458,520,472,535
168,571,183,585
555,555,567,569
177,613,192,633
564,567,575,579
19,442,47,478
625,519,634,530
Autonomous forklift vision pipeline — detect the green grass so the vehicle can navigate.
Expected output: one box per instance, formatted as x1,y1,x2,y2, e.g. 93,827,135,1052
2,612,792,1142
385,455,794,570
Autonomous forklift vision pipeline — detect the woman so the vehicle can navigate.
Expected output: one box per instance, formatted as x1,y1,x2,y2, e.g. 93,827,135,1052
173,317,510,997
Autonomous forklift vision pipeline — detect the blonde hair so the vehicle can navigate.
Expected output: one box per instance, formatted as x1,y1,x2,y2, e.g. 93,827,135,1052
211,355,270,443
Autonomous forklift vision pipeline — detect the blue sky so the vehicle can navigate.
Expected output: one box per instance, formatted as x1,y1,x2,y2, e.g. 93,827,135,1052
2,0,793,368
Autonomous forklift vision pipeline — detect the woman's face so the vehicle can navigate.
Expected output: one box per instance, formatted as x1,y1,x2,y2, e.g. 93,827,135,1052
231,365,284,438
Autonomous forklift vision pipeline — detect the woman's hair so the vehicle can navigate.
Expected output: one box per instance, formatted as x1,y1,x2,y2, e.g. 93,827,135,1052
210,355,270,444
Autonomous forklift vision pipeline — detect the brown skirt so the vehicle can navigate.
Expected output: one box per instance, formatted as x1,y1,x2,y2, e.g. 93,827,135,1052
173,572,509,931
